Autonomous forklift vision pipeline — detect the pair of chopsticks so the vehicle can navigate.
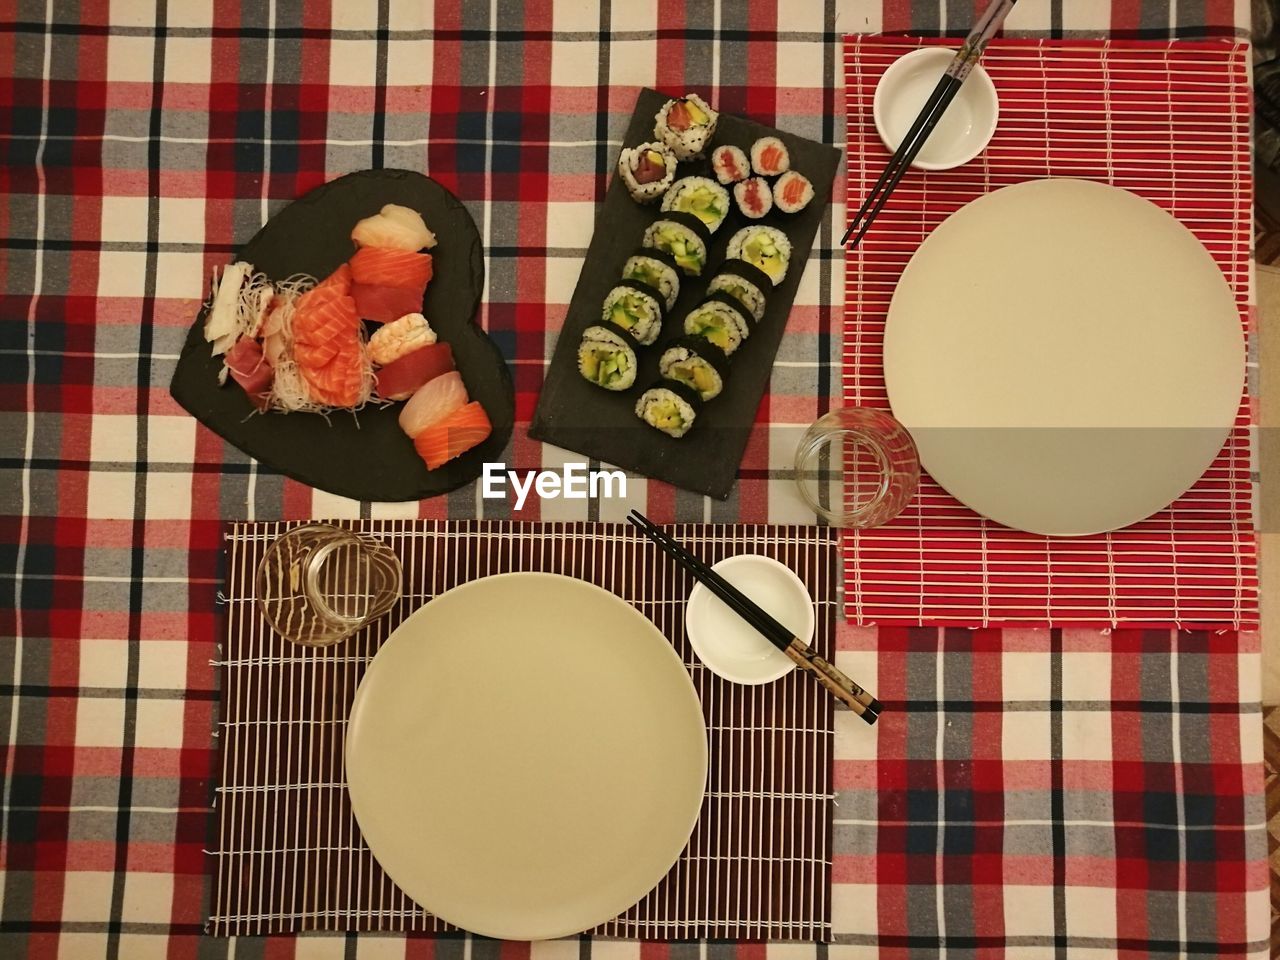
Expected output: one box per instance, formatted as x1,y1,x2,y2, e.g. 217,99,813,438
841,0,1018,249
627,510,881,725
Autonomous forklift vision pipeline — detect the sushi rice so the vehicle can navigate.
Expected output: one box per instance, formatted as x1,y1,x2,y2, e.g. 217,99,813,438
635,379,703,438
621,249,680,310
707,261,769,323
726,225,791,286
577,322,640,391
773,170,814,214
616,140,677,203
750,136,791,176
711,144,750,185
654,93,718,160
642,212,711,276
683,294,752,356
661,176,731,234
659,336,730,401
600,281,666,346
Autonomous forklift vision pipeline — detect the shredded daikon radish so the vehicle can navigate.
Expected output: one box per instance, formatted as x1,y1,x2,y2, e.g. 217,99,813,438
243,282,274,338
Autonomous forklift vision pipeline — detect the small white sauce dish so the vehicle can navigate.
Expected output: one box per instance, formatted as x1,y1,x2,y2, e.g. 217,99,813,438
685,554,814,685
873,47,999,170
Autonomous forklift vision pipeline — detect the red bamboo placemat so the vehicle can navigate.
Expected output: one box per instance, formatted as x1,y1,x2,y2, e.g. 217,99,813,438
210,520,836,940
843,37,1257,628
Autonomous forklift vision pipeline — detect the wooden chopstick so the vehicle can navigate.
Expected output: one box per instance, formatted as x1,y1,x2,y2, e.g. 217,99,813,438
627,510,882,725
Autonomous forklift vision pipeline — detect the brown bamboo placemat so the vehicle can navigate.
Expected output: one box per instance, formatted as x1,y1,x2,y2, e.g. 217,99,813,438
209,520,837,940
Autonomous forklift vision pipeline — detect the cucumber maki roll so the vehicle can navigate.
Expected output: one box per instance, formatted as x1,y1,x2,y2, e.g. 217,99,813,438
708,260,770,323
635,379,703,438
617,140,677,204
643,211,711,277
578,322,640,391
654,93,718,161
659,336,730,401
725,225,791,286
601,280,666,346
621,248,680,310
661,175,731,234
683,293,752,356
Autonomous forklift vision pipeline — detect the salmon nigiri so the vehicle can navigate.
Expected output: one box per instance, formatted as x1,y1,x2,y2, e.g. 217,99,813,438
398,370,468,437
349,246,433,290
412,401,491,470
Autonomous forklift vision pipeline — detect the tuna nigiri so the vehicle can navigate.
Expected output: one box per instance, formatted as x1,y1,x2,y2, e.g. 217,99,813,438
375,341,455,401
351,204,437,252
351,282,425,324
398,370,469,436
412,401,492,470
349,246,433,290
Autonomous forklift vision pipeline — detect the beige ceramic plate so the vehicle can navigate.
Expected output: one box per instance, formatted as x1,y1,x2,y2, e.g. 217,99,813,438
883,178,1244,536
345,572,707,940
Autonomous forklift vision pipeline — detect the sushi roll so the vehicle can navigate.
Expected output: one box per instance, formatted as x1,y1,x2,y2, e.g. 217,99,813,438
654,93,718,160
726,225,791,286
708,260,770,323
750,136,790,176
617,140,677,204
733,177,773,220
578,322,640,392
643,212,711,277
711,144,750,185
601,280,666,346
661,176,731,234
773,170,814,214
635,379,703,438
621,249,680,310
659,336,730,401
683,293,752,356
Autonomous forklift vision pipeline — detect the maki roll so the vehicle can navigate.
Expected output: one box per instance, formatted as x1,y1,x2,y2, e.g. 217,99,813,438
683,293,752,356
654,93,718,160
733,177,773,220
578,322,640,391
601,281,666,346
659,336,730,401
750,136,790,176
617,141,677,204
708,260,770,323
621,249,680,310
635,379,703,438
773,170,814,214
661,176,731,234
726,225,791,286
711,144,750,185
643,212,711,276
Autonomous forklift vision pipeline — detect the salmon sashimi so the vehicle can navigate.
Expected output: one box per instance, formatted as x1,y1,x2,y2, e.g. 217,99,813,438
302,343,369,408
351,282,426,324
412,401,492,470
293,293,360,351
307,262,352,296
349,246,433,290
398,370,468,437
375,342,454,402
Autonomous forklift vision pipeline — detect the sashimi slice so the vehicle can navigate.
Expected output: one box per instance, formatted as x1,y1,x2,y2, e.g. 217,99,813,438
302,344,369,408
293,294,360,348
375,342,454,401
351,282,426,324
412,401,492,470
398,370,468,437
349,246,433,290
307,262,352,296
351,204,437,252
293,338,342,369
224,336,273,411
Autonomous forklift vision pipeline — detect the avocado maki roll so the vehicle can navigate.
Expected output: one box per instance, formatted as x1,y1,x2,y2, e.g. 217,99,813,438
683,293,752,356
621,248,680,310
708,260,770,323
635,379,703,438
643,212,711,277
578,322,640,391
601,280,666,346
659,336,730,401
617,140,677,203
661,175,731,234
725,225,791,286
654,93,718,161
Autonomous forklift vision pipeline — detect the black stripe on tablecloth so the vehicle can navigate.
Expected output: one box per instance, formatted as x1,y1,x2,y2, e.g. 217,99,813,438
1050,627,1067,959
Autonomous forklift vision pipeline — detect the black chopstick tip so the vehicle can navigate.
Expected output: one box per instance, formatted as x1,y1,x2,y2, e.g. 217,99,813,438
861,698,883,726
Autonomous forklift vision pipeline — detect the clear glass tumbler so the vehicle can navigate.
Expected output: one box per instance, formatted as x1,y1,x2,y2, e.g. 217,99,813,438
793,407,920,527
255,523,403,647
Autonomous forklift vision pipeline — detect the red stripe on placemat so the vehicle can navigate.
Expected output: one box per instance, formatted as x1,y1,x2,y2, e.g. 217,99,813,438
842,37,1257,629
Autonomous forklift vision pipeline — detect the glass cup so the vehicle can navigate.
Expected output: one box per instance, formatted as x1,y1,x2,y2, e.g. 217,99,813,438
793,407,920,527
255,523,403,647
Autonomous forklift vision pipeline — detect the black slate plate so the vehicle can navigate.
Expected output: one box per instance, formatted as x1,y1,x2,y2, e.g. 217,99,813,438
528,89,841,500
169,169,514,502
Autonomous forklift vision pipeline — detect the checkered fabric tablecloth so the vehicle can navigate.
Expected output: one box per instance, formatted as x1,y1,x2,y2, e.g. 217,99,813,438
0,2,1267,959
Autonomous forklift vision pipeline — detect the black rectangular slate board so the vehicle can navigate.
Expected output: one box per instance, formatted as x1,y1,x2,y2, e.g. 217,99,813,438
528,89,841,500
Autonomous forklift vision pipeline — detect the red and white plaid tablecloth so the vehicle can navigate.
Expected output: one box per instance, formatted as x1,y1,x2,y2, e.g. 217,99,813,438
0,2,1266,959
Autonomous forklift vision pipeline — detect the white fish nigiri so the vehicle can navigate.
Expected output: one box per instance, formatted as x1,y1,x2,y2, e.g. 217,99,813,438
351,203,437,252
398,369,468,437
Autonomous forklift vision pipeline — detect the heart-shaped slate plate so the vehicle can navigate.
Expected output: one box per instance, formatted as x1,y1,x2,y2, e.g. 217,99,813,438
169,169,513,502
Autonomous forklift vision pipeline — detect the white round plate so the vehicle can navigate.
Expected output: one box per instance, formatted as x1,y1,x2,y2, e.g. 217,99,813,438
345,572,707,940
685,555,812,685
883,178,1243,536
